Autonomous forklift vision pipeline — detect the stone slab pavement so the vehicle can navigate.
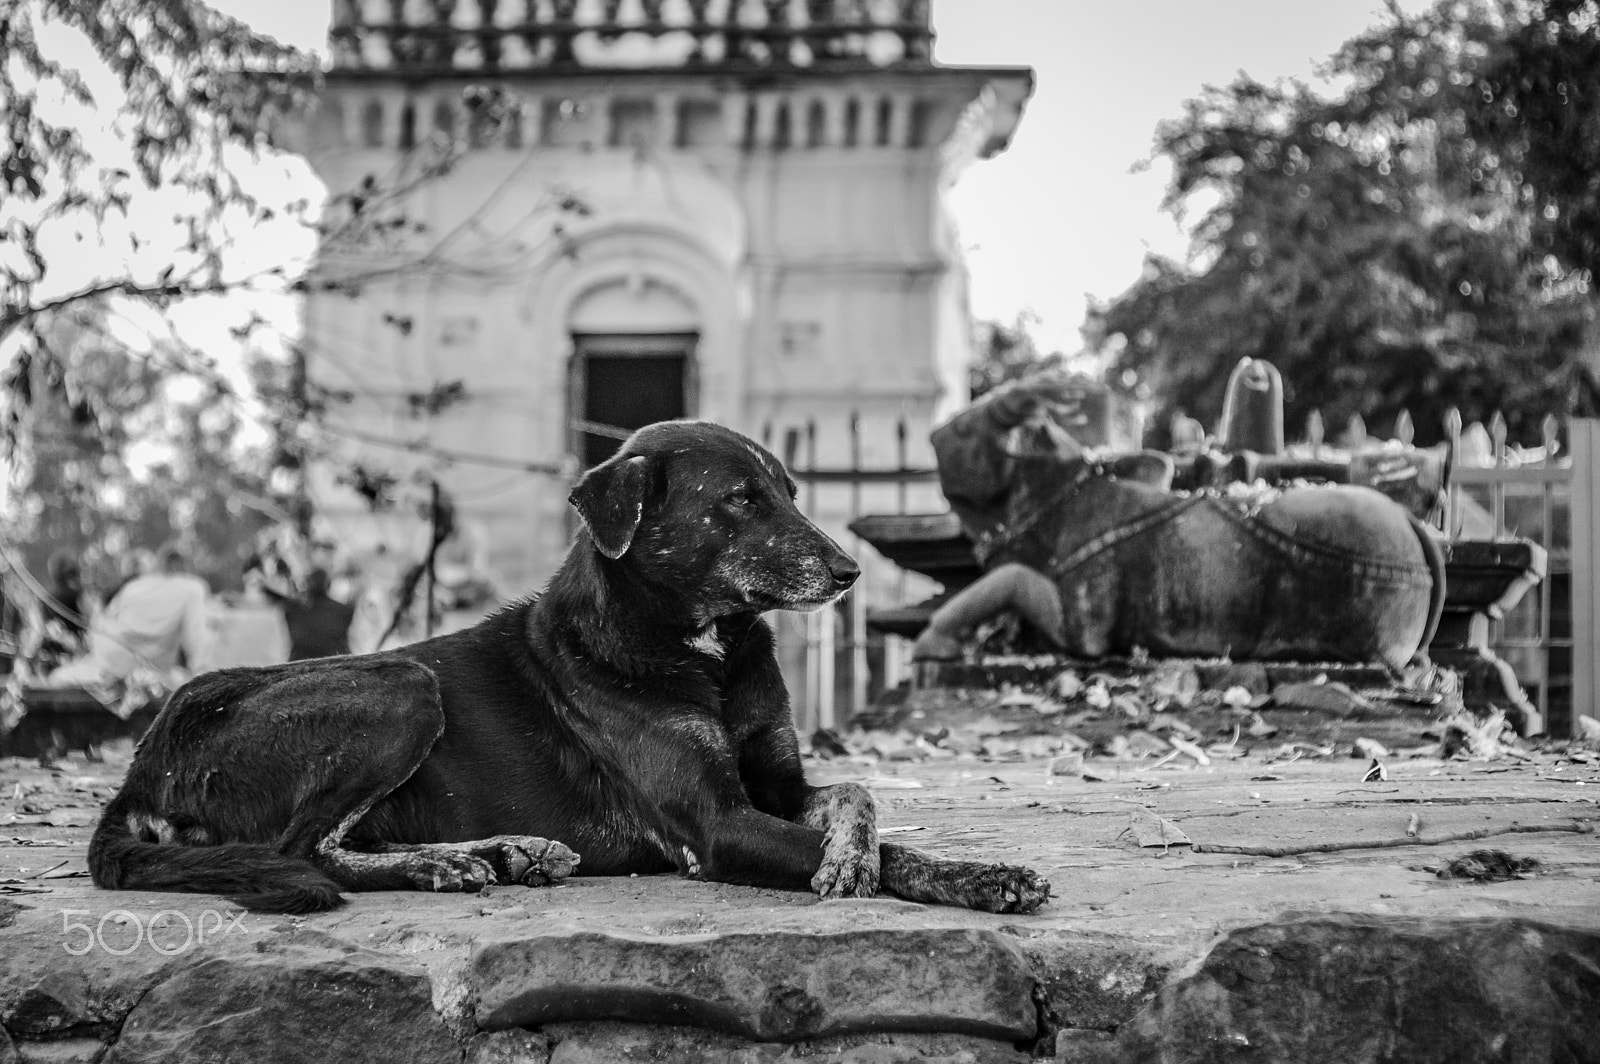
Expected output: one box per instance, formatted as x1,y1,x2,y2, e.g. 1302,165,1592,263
1,745,1597,1063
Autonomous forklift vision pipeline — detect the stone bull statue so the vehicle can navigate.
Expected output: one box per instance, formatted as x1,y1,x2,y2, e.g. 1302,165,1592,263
912,374,1445,672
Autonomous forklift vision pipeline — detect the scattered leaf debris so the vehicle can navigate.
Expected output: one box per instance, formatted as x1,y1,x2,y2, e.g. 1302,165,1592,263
1432,849,1541,883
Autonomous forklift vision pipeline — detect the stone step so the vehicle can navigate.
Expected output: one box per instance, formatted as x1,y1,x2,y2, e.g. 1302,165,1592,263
3,912,1594,1063
473,927,1037,1041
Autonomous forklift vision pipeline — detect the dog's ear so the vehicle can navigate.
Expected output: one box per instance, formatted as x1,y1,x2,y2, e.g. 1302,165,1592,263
569,454,651,559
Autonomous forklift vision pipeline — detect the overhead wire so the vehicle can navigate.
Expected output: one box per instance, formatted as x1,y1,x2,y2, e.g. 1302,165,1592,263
317,419,569,475
44,308,585,478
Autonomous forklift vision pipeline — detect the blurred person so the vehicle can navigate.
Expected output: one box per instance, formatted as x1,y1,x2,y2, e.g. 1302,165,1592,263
33,548,91,672
283,568,355,661
0,566,26,675
308,538,339,579
240,551,294,604
208,556,293,668
346,543,410,653
328,555,363,605
433,518,497,614
43,549,88,641
45,543,210,688
104,548,155,606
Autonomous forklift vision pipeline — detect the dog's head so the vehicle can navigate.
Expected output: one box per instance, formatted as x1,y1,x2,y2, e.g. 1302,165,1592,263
569,421,859,618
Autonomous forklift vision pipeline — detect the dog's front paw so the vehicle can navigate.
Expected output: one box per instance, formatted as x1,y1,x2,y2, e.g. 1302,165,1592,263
812,851,879,899
811,828,880,899
967,865,1051,914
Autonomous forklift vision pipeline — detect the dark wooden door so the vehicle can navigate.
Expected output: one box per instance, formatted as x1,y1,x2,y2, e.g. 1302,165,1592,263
569,332,698,468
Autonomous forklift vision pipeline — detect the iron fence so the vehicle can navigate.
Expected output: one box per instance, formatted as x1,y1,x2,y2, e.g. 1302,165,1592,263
1441,414,1599,737
771,412,939,734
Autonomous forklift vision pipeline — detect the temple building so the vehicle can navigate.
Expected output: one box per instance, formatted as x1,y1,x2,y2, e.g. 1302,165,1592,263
288,0,1033,619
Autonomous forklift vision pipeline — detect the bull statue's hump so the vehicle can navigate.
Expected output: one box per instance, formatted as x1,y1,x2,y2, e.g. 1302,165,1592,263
1240,485,1436,578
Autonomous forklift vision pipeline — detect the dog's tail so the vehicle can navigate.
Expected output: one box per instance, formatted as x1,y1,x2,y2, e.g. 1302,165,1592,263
89,802,344,914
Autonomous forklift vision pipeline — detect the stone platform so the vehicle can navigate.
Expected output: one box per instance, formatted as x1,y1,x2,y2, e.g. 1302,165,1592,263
2,747,1597,1063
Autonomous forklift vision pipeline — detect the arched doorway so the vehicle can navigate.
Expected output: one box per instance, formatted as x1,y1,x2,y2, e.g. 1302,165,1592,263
566,277,701,468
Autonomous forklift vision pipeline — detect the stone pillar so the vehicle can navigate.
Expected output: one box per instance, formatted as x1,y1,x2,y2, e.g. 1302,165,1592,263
751,94,781,149
885,92,913,148
822,92,848,148
655,91,681,149
720,94,748,147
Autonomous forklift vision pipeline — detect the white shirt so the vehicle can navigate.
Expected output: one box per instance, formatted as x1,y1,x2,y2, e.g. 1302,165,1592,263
91,571,211,676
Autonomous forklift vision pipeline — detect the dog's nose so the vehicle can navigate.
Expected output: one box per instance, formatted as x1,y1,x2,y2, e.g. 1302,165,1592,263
830,557,860,588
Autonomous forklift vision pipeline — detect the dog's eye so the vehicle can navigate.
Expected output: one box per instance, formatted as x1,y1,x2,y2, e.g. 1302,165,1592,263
725,489,755,508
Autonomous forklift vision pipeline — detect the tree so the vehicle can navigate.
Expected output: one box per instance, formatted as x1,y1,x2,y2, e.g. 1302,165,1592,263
1,0,568,602
968,312,1066,399
6,304,283,598
1,0,312,429
1089,0,1600,447
1,0,322,574
1419,0,1600,278
0,1,526,446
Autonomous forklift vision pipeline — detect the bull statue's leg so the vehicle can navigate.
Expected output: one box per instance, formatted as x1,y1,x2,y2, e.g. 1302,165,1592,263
911,563,1065,661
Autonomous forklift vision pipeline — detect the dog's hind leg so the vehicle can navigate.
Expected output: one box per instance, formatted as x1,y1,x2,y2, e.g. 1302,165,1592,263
801,783,879,899
312,806,501,894
274,703,555,896
92,658,467,911
352,836,579,888
214,663,509,896
181,665,578,896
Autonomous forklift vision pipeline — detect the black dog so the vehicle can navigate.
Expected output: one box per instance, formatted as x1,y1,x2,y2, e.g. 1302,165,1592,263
89,422,1050,914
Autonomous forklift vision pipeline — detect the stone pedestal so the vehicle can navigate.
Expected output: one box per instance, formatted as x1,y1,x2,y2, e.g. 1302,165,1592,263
851,511,1548,728
1429,539,1549,734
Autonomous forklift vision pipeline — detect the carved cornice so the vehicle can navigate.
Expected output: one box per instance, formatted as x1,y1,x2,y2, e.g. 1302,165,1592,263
330,0,935,73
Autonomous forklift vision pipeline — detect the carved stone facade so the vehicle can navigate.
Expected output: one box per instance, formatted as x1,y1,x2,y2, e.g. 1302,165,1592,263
289,0,1032,596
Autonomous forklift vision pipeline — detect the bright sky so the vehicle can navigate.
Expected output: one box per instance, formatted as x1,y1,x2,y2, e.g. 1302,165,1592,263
208,0,1430,355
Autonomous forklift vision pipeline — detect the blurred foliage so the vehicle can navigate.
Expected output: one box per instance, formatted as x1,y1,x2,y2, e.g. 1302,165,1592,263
5,307,284,596
0,1,540,592
1,0,568,503
1088,0,1600,447
969,312,1084,400
0,0,318,547
1,0,312,427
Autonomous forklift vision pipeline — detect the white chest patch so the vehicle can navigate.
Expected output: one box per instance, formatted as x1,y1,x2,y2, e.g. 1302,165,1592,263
687,626,724,660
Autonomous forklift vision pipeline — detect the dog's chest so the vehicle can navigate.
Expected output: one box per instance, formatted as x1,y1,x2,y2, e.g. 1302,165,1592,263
685,624,725,660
